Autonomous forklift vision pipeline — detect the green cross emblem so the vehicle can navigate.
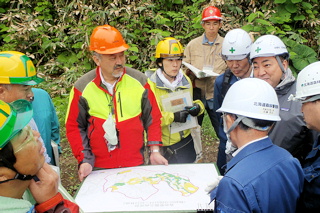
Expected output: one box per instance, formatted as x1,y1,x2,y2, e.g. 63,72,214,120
229,47,235,53
173,47,179,52
255,47,262,53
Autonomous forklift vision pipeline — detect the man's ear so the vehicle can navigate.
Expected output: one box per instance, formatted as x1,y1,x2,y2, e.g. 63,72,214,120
225,114,235,129
282,59,289,70
92,55,100,66
0,85,7,100
0,167,13,182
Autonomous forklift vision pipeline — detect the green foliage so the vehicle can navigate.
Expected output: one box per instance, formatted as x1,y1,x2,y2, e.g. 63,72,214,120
241,0,320,74
202,112,217,141
0,0,319,89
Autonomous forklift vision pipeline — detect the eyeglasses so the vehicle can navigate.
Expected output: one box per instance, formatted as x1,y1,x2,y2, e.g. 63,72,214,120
13,126,38,153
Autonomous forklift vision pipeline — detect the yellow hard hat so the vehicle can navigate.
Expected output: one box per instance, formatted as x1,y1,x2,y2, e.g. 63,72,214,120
155,37,184,59
0,51,44,85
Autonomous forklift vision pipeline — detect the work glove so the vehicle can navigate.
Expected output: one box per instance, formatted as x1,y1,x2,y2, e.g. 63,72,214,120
205,175,223,194
185,104,201,116
173,110,189,123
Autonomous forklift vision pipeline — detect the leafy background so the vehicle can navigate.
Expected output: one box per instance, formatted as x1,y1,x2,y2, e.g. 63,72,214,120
0,0,319,194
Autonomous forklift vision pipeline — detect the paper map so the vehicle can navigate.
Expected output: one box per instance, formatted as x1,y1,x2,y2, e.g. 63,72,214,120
75,164,218,212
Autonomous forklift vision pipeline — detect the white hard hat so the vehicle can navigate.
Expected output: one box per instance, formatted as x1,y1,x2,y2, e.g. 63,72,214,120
250,35,289,60
222,29,252,60
217,78,281,121
289,61,320,102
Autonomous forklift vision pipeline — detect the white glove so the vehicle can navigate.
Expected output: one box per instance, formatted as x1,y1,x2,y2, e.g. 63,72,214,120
205,176,223,193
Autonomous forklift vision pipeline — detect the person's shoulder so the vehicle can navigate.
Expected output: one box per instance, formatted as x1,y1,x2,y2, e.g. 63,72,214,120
216,72,226,82
32,88,50,97
125,67,147,84
186,35,203,46
74,69,96,88
215,34,224,44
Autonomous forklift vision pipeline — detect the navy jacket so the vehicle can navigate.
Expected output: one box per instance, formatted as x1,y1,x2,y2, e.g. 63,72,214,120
212,137,304,213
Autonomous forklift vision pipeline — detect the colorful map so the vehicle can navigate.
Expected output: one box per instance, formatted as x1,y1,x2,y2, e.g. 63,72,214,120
75,164,218,212
104,168,199,200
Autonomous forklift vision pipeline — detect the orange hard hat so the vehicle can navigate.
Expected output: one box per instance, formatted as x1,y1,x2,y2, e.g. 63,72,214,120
89,25,129,54
202,6,222,22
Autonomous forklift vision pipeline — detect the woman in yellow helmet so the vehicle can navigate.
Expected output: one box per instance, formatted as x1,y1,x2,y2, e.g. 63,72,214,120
148,37,205,163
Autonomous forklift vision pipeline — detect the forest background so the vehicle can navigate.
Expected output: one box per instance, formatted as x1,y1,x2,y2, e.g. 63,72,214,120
0,0,319,195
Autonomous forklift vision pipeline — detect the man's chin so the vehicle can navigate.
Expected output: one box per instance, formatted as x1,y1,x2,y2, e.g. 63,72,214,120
112,71,123,78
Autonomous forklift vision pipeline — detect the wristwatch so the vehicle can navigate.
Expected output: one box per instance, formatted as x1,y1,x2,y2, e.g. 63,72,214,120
150,149,160,153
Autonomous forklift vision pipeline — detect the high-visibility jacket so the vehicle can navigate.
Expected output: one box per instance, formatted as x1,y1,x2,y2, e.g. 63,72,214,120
65,67,162,168
148,69,204,146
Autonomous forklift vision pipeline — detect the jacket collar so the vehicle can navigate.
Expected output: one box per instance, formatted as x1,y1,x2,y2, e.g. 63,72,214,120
225,137,273,173
93,66,127,94
149,69,190,91
201,33,223,45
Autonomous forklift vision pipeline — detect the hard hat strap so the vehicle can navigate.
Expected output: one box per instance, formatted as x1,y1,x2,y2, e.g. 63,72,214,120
226,115,243,134
275,56,286,74
301,94,320,103
241,117,270,131
226,115,270,133
0,156,35,184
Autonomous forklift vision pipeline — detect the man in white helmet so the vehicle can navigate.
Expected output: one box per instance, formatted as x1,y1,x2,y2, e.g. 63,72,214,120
211,78,304,212
289,61,320,212
250,35,313,163
213,28,253,174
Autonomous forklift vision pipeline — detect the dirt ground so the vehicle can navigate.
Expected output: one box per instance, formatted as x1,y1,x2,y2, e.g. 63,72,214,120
59,129,219,196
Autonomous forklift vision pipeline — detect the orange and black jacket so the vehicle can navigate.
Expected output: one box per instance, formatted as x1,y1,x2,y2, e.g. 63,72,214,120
65,67,162,168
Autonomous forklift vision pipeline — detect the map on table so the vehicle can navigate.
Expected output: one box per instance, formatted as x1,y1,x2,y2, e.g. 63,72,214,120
75,163,218,213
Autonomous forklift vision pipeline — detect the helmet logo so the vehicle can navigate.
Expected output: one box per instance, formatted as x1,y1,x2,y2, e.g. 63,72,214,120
301,80,320,87
209,9,214,14
255,47,262,53
173,46,179,52
229,47,235,53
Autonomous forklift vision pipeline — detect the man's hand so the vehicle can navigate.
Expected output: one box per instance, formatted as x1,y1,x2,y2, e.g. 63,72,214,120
150,152,168,165
205,176,223,194
173,110,189,123
29,163,59,204
185,104,201,116
78,162,93,182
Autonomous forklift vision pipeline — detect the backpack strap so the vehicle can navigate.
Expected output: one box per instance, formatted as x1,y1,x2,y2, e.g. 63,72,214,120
221,68,233,98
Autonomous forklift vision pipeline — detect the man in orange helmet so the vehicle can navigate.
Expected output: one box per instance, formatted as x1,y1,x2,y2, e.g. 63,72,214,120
184,6,227,135
65,25,168,181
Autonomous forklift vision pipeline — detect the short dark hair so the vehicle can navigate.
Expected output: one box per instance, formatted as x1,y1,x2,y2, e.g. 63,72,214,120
0,142,16,169
239,117,275,131
156,58,163,69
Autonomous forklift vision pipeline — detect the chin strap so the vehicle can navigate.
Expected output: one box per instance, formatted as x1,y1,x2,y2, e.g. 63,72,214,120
275,55,286,74
0,157,35,184
163,70,176,79
0,173,34,184
158,64,176,79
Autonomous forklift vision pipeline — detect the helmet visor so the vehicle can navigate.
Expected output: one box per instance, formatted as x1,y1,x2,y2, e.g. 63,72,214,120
223,54,248,61
8,75,45,85
0,99,33,149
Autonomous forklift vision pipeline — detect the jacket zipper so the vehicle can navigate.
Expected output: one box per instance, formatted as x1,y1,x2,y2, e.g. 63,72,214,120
118,92,123,117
